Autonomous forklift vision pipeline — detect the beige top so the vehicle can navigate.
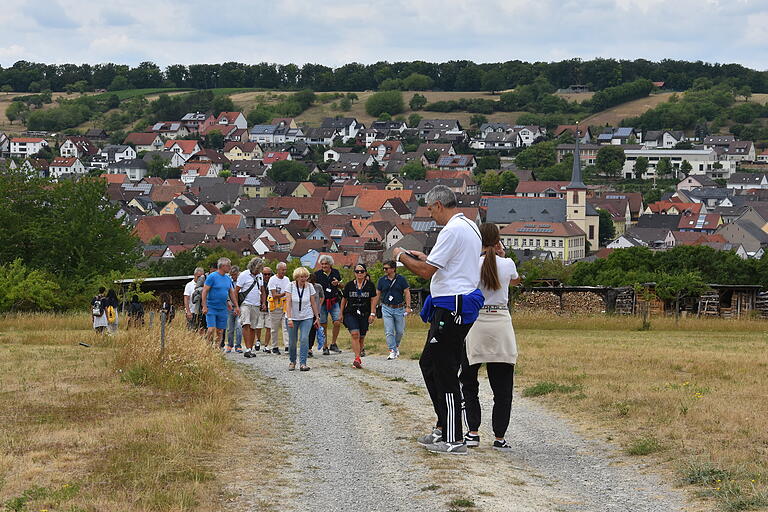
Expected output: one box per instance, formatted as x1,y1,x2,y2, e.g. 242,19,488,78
465,308,517,365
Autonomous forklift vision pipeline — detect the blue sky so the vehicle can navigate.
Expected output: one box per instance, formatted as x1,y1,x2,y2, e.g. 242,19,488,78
1,0,767,70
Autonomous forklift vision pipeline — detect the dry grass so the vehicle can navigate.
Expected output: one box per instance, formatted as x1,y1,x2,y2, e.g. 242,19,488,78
554,91,594,103
0,313,245,511
581,91,676,126
230,90,525,127
355,311,768,511
0,91,100,134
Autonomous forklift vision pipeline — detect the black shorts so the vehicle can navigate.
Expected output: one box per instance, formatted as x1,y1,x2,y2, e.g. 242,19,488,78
343,312,369,336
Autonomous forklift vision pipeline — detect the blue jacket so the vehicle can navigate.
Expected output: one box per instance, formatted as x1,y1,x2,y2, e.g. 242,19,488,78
419,289,485,325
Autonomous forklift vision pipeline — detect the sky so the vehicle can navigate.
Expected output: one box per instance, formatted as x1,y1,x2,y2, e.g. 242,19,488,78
1,0,767,70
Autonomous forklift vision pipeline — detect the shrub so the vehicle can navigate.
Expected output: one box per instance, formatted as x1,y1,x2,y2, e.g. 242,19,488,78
365,90,404,117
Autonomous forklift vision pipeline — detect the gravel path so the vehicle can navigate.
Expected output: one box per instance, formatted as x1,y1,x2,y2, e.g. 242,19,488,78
229,350,692,512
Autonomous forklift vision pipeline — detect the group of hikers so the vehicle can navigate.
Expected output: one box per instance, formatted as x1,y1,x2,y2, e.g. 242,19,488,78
183,252,413,371
92,185,520,455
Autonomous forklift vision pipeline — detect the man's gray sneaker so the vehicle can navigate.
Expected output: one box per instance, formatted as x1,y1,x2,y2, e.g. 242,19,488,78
425,441,468,455
417,428,442,446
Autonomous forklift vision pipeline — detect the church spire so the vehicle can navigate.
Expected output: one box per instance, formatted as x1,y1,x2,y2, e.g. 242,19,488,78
567,122,586,189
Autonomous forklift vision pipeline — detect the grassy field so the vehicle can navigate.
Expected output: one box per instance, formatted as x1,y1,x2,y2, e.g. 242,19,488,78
580,91,676,127
229,89,527,127
357,311,768,511
4,311,767,510
0,313,253,511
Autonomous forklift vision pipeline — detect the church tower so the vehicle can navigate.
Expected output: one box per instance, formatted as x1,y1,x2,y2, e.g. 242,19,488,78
566,123,598,250
566,123,587,226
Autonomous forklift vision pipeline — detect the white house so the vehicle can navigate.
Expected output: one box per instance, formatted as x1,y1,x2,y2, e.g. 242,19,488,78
726,173,768,190
642,130,685,149
164,140,202,161
48,157,87,179
622,148,734,180
10,137,47,158
60,136,97,159
108,158,148,182
320,117,360,143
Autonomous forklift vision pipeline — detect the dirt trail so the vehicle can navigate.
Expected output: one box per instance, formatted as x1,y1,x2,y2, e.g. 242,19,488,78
228,351,691,512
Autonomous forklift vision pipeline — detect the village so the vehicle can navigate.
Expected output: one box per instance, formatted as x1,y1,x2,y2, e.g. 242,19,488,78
1,101,768,317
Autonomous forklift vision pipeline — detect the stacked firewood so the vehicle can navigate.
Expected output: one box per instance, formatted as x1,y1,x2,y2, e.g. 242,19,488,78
513,291,605,314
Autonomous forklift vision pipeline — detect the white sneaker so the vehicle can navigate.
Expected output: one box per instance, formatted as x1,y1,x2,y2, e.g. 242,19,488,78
395,348,400,358
387,350,397,360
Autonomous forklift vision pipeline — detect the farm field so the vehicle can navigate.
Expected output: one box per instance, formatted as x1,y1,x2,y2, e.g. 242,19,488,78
580,91,676,127
230,89,527,127
2,311,766,510
0,313,284,512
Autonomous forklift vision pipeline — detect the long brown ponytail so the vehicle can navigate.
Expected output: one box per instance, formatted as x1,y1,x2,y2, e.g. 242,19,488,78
479,223,501,291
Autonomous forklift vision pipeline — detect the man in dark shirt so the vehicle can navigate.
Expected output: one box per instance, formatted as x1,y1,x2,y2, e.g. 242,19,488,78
314,255,343,354
376,260,412,360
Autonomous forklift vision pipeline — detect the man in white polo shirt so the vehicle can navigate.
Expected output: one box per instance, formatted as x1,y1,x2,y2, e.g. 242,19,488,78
394,185,484,455
235,257,265,358
183,266,205,330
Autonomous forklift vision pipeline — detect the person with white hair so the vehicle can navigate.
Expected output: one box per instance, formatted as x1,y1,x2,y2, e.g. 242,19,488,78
285,266,321,371
394,185,484,456
314,254,343,355
267,262,291,354
201,257,240,345
236,257,265,358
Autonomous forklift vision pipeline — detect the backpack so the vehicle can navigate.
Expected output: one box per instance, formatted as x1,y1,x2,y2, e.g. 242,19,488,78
106,305,116,323
91,298,104,317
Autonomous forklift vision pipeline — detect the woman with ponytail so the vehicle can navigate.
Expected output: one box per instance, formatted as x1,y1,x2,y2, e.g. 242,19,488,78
460,223,521,452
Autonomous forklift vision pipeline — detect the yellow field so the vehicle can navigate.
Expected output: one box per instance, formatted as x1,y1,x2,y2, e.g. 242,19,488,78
580,92,676,127
230,90,527,127
0,313,254,511
360,311,768,511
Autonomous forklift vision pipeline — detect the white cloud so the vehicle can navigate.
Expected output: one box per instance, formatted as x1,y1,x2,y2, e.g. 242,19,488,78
0,0,765,69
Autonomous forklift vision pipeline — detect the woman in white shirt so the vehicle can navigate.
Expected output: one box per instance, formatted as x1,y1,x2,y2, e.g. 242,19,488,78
285,266,321,371
460,223,522,452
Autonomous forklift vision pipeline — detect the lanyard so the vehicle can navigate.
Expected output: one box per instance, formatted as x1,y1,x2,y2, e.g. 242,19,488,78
297,283,306,311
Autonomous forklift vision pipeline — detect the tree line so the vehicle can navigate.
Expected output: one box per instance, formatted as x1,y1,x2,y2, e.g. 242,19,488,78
2,58,767,94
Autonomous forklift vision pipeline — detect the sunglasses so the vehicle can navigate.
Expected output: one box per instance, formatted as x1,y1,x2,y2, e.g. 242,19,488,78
382,267,392,270
354,269,366,273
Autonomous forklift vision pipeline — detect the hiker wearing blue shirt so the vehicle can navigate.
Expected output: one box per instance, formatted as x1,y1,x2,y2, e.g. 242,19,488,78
376,261,412,360
394,185,483,456
201,257,240,345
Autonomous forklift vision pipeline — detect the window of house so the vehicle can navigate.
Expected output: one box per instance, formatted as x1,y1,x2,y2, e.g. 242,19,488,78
589,226,594,239
572,191,579,204
558,240,563,247
513,238,518,246
522,239,526,246
536,239,540,246
544,240,549,247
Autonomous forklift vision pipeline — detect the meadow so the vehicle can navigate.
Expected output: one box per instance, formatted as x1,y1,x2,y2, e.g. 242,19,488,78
2,311,766,511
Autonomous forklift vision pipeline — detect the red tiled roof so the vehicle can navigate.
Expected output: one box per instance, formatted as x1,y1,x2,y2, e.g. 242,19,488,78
50,157,78,167
12,137,44,143
100,173,128,184
214,214,242,231
356,190,414,212
266,196,323,215
262,152,291,165
164,140,200,153
515,181,569,194
425,169,472,180
499,221,585,237
133,215,181,243
124,132,160,145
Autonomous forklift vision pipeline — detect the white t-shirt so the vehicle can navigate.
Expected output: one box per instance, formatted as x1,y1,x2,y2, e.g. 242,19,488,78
426,213,482,297
478,255,519,306
287,281,316,321
268,275,291,297
236,271,263,306
184,279,198,314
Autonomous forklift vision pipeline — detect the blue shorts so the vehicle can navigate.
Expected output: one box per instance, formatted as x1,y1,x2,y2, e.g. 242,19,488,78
206,309,228,330
320,302,341,324
343,312,369,337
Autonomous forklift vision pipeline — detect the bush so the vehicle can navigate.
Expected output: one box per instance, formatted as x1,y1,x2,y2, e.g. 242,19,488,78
0,259,62,312
365,90,404,117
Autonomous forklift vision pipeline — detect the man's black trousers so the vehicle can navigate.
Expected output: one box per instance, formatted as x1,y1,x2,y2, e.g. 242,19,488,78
419,307,472,443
